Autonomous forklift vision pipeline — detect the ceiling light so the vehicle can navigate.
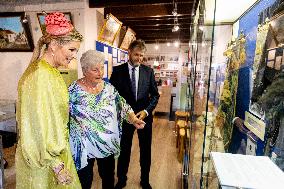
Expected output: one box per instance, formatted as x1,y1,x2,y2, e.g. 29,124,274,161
172,2,178,16
155,45,159,50
167,42,171,46
174,41,179,47
172,17,179,32
174,25,179,31
172,23,179,32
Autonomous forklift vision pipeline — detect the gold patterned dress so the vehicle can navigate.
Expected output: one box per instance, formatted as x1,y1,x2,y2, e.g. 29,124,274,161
16,59,81,189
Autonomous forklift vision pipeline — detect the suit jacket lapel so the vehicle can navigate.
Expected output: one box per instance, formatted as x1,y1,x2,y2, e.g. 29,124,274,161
123,62,132,87
123,62,136,100
137,66,145,100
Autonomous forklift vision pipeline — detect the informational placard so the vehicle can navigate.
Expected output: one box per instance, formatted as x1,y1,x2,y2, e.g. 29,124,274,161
211,152,284,188
244,111,266,141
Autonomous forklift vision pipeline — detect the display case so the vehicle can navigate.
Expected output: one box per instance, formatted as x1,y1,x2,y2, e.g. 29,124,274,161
184,1,283,188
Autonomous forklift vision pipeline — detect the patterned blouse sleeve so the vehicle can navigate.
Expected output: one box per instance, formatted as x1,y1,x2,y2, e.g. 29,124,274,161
113,86,133,122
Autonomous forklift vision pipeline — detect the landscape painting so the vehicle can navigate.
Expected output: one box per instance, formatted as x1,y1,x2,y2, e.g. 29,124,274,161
0,12,34,51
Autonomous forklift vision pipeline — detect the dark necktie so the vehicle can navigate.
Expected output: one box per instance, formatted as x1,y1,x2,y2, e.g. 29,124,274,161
131,67,136,100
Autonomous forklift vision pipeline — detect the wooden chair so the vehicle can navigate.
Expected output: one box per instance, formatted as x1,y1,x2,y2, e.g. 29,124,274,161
174,111,189,134
174,111,189,147
176,120,187,148
177,128,190,162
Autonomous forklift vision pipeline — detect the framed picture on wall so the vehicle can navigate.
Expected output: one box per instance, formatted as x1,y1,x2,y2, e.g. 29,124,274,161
98,14,122,45
37,12,72,34
266,47,284,70
120,50,128,63
0,12,34,52
120,27,136,50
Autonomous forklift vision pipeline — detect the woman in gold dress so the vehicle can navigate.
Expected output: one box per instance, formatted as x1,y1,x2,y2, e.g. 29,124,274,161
16,12,83,189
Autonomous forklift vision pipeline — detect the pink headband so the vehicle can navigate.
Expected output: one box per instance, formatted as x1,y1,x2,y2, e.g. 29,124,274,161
45,12,74,36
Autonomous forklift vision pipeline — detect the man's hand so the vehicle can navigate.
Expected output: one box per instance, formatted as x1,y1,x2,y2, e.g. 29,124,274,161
136,110,147,120
133,118,146,129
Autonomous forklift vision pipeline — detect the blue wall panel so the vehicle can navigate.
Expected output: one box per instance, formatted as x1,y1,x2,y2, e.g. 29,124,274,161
229,0,277,154
236,0,277,119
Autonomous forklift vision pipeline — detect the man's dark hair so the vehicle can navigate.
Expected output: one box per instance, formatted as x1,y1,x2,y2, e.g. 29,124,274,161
128,39,147,52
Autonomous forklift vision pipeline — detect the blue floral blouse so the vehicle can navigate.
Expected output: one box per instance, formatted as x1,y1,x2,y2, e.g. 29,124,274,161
68,81,133,170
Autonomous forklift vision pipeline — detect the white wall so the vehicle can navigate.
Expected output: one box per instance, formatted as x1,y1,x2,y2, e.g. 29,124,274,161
0,1,104,100
145,43,189,110
212,25,233,65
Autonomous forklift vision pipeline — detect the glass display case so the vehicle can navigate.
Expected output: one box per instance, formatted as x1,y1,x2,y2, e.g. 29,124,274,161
183,0,284,188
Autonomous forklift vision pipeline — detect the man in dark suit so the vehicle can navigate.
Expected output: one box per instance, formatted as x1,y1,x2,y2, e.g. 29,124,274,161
110,40,160,189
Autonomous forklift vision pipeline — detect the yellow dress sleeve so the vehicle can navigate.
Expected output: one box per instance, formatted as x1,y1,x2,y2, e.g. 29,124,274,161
17,60,69,169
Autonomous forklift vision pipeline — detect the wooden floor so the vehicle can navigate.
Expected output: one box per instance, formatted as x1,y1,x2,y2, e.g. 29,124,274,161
3,114,183,189
92,114,182,189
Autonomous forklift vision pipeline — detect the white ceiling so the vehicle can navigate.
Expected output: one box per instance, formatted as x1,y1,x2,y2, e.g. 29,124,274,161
205,0,259,24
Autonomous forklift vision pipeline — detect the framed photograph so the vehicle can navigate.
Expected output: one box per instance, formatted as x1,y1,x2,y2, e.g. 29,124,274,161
275,56,282,70
267,49,276,60
120,51,127,63
266,47,284,70
120,27,136,50
37,12,72,35
98,14,122,45
0,12,34,52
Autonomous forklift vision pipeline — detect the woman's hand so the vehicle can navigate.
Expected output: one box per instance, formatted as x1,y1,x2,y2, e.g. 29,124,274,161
55,168,73,185
53,163,73,185
133,118,146,129
128,112,146,129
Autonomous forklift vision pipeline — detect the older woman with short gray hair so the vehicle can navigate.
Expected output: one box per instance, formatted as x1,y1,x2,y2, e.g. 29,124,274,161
80,50,105,74
68,50,145,189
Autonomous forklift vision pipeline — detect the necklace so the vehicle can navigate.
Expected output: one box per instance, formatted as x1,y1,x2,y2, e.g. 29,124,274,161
80,78,103,94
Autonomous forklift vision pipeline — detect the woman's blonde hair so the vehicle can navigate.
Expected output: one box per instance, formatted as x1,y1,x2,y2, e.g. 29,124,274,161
29,29,83,64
